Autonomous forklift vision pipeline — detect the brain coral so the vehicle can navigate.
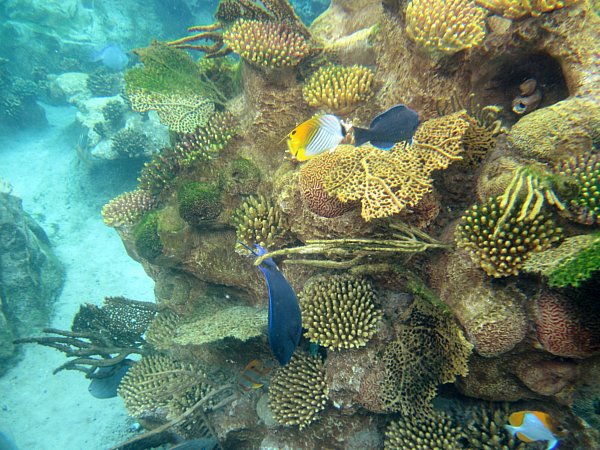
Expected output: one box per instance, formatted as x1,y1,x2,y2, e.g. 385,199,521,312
224,19,310,68
101,189,155,227
535,289,600,358
456,196,562,277
299,151,357,218
268,352,328,429
475,0,583,19
384,412,465,450
406,0,487,55
298,274,382,350
302,64,375,114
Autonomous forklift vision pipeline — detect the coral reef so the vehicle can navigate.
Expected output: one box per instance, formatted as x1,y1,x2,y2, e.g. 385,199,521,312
475,0,584,19
384,412,465,450
466,403,531,449
177,182,223,227
110,128,150,159
456,196,563,277
555,151,600,225
302,64,375,113
225,157,261,195
145,309,181,351
101,189,156,228
133,211,163,261
268,352,329,429
86,68,121,97
298,274,382,350
405,0,487,56
231,194,289,251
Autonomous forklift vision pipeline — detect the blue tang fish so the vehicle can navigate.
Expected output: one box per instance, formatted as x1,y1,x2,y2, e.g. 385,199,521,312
242,243,302,366
88,359,134,399
353,104,419,150
505,411,564,450
91,43,129,71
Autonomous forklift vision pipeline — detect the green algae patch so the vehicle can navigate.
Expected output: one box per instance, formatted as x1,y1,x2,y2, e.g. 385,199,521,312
133,210,163,261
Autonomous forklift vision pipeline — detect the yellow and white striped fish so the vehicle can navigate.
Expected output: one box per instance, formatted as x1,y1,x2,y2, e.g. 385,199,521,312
285,114,346,161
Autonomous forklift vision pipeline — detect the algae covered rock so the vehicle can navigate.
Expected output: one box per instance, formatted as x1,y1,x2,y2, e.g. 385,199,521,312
177,181,223,227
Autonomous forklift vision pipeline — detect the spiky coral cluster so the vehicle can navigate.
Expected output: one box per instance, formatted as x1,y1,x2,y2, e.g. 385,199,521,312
224,19,310,68
556,151,600,225
127,88,214,133
406,0,487,56
299,151,356,218
475,0,583,19
466,403,527,449
324,112,469,221
302,65,375,113
145,309,180,350
456,196,562,277
137,146,183,194
298,274,382,350
268,352,328,429
111,128,149,159
535,290,600,358
101,189,156,227
384,412,465,450
380,299,472,415
232,194,288,251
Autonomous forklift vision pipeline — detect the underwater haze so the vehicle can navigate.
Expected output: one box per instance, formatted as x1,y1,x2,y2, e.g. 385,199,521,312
0,0,599,449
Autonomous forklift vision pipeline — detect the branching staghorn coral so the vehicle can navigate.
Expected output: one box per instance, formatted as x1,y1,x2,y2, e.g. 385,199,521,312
456,195,563,277
299,274,382,350
323,112,470,221
251,222,448,269
475,0,583,19
405,0,487,56
224,19,311,68
268,352,328,429
101,189,156,228
302,64,375,114
384,412,466,450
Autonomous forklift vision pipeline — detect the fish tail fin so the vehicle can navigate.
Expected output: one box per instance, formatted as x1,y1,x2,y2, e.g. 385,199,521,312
352,126,370,147
547,439,558,450
504,424,518,436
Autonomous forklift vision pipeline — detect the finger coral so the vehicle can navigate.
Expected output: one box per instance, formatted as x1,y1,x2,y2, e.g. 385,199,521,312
127,88,215,133
555,151,600,225
224,19,310,68
302,64,375,114
324,112,470,221
475,0,583,19
101,189,156,227
298,274,382,350
268,352,328,429
232,194,289,251
456,196,563,277
384,412,465,450
405,0,487,56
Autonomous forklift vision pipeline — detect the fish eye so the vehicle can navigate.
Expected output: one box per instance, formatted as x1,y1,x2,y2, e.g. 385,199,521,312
291,130,296,135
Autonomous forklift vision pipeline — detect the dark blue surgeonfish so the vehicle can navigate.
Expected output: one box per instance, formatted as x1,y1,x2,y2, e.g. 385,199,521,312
88,359,134,399
241,243,302,366
352,104,420,150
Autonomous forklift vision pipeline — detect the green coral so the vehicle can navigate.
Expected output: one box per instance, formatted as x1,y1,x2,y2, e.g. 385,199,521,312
177,182,223,226
133,211,163,260
197,56,242,100
101,189,155,227
225,156,260,195
556,151,600,225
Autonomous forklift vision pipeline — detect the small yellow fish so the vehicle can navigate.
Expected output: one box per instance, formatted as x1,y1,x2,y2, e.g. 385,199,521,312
285,114,346,161
237,359,274,392
505,411,565,450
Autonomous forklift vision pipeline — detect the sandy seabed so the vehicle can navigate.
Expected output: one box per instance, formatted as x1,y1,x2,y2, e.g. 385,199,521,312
0,104,155,450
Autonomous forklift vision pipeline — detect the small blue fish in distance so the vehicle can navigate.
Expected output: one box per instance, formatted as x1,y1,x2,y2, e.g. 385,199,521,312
352,104,420,150
90,43,129,71
88,359,134,399
241,243,302,366
505,411,564,450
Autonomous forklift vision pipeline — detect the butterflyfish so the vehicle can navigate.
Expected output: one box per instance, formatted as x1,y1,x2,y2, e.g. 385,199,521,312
505,411,563,450
285,114,346,161
353,104,419,150
237,359,274,391
241,243,302,366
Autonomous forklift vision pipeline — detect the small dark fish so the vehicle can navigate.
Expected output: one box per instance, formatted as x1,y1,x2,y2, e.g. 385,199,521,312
88,359,134,399
170,437,219,450
238,359,274,391
352,104,420,150
0,432,18,450
241,243,302,366
90,43,129,71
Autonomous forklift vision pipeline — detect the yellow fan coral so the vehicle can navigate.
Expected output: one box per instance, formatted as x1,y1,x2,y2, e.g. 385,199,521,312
303,65,375,114
406,0,487,55
475,0,583,19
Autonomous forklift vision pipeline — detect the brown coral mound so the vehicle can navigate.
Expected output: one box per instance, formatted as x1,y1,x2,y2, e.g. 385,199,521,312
268,352,328,429
299,151,357,218
379,298,472,415
384,412,465,450
101,189,156,228
298,274,382,350
476,0,583,19
535,290,600,358
324,112,470,221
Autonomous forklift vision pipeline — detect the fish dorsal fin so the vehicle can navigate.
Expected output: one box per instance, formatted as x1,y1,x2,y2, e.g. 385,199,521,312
370,104,407,128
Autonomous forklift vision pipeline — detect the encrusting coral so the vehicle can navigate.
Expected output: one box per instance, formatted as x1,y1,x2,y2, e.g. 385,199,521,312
555,151,600,226
302,64,375,114
224,19,310,68
298,274,382,350
384,412,465,450
268,352,328,429
405,0,487,56
475,0,584,19
456,196,563,278
324,112,470,221
177,182,223,226
101,189,156,227
232,194,289,251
